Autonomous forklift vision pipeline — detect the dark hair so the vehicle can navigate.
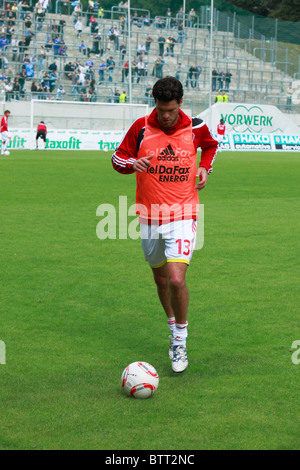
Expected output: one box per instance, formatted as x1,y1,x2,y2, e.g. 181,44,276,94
152,76,183,104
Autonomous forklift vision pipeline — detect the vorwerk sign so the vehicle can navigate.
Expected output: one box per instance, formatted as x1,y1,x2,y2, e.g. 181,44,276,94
221,105,274,133
198,103,300,135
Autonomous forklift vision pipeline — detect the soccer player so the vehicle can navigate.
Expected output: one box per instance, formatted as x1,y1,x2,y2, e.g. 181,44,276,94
36,121,47,150
1,110,11,156
216,118,226,149
112,77,218,373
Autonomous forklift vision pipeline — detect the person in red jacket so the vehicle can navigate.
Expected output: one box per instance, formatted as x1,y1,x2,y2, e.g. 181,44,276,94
1,109,11,156
216,118,226,149
112,76,218,373
36,121,47,150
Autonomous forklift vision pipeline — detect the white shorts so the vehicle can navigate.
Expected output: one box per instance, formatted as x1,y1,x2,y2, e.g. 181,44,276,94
140,219,197,268
216,135,224,143
1,131,9,143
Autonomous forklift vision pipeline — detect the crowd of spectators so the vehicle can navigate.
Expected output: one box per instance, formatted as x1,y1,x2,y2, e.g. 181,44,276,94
0,1,209,103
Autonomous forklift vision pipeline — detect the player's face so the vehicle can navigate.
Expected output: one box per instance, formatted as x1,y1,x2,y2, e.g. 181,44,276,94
155,99,182,129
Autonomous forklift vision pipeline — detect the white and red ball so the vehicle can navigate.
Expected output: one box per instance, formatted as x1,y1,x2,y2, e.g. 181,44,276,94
121,362,159,398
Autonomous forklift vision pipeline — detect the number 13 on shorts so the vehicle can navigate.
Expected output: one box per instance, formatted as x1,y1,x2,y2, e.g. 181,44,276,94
175,239,191,256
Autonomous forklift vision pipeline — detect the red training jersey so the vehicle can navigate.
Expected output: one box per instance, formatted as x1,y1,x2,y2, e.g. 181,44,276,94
217,123,226,135
1,115,8,132
112,108,218,175
37,123,47,134
111,108,218,224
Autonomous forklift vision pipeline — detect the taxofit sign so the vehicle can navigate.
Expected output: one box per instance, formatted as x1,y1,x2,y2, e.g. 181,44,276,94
4,129,300,152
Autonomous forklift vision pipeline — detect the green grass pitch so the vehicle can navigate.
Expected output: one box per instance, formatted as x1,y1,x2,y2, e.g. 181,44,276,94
0,149,299,450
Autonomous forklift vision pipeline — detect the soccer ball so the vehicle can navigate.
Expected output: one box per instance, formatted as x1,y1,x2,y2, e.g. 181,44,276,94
121,362,159,399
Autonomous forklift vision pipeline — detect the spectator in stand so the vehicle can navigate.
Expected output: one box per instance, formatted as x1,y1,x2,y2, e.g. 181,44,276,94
153,56,164,79
79,40,87,55
70,69,80,95
106,56,115,82
58,18,67,40
13,78,20,100
218,70,225,91
195,65,202,89
177,22,184,43
158,34,165,57
4,80,13,102
11,36,18,61
122,60,129,82
286,83,293,112
175,63,182,81
21,0,31,18
119,42,126,61
131,60,138,83
49,59,57,74
137,57,145,84
35,2,45,31
0,35,8,53
7,11,16,29
166,36,176,57
36,82,44,100
42,72,50,93
56,85,65,100
75,17,83,37
6,24,14,44
166,8,172,29
18,37,26,62
98,60,106,83
18,69,27,93
225,70,232,91
31,80,38,97
188,8,196,27
90,15,98,34
176,6,184,23
49,70,58,92
45,37,52,51
11,3,18,18
86,0,95,25
144,83,153,104
212,68,218,91
187,64,197,89
143,14,151,27
137,42,145,57
24,28,34,50
73,3,82,23
58,41,67,56
92,33,102,56
145,35,153,56
89,78,96,102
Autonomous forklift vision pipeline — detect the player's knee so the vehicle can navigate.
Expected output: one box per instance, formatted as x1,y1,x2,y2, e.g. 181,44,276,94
153,271,168,290
169,273,186,291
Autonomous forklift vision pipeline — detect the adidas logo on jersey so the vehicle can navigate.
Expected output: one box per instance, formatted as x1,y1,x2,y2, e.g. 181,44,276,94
157,144,179,161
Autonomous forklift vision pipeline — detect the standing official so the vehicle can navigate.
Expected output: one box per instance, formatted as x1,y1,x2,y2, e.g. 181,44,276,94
1,110,11,156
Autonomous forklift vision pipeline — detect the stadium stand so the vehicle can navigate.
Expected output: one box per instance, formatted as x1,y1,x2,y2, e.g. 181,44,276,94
0,0,298,115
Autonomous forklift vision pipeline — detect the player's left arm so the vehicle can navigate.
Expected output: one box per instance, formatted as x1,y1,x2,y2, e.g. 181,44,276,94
193,119,218,165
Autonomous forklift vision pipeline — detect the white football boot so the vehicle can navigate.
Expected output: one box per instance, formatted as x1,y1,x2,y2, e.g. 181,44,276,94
172,345,188,373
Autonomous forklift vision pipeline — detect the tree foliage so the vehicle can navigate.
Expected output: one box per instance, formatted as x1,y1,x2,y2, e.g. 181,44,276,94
97,0,300,22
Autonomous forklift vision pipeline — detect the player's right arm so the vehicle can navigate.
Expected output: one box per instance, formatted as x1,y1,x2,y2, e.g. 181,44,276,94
111,117,145,174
